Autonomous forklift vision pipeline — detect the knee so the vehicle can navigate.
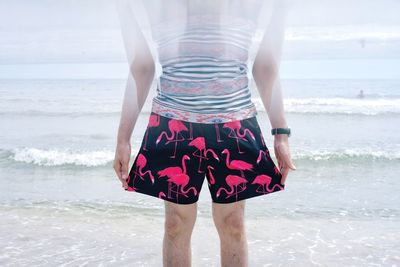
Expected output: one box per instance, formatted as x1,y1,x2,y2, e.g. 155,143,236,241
164,212,192,240
217,212,246,240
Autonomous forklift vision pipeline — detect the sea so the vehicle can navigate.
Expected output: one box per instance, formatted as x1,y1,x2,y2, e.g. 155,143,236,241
0,77,399,266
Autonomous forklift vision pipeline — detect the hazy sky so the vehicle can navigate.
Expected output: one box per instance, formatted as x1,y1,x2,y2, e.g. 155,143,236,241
0,0,399,30
0,0,399,79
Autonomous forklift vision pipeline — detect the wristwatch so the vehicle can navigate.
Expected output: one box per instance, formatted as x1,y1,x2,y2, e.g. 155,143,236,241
271,127,291,137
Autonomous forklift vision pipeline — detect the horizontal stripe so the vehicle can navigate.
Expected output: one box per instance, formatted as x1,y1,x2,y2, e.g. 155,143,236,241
153,97,257,114
162,56,245,65
156,27,252,45
157,91,252,108
155,92,252,109
155,99,253,112
158,84,250,99
160,57,248,82
159,74,247,81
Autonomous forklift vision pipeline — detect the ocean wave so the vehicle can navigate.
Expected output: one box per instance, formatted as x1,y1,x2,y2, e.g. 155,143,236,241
292,148,400,161
0,110,121,117
1,97,399,117
285,26,400,42
4,147,114,167
253,97,400,115
1,146,398,168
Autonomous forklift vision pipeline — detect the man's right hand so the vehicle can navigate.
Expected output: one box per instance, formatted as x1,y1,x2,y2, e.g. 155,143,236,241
113,142,132,190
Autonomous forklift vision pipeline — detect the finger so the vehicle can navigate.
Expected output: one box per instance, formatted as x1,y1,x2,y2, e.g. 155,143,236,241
274,150,282,168
280,167,288,185
282,166,289,180
283,152,296,170
113,160,122,180
121,176,128,189
121,159,129,180
282,150,296,170
121,160,130,189
274,148,289,185
114,159,129,189
277,155,284,172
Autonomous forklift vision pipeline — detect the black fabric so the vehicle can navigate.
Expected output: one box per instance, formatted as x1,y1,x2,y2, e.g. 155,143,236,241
125,112,285,204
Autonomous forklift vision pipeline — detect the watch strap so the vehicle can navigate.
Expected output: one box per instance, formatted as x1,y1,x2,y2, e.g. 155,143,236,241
271,127,291,137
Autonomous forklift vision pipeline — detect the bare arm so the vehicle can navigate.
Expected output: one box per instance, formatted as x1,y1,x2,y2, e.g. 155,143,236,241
114,0,155,188
117,57,155,145
115,0,155,145
251,0,296,181
252,0,287,129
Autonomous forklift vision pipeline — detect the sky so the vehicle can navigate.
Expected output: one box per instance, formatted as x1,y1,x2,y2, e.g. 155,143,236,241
0,0,399,79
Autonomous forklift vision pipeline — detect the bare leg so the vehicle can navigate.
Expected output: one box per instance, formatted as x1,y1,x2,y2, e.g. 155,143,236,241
212,200,248,267
163,201,197,267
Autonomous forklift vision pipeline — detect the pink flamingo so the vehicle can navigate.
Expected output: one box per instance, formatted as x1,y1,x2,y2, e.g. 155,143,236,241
221,148,254,178
252,174,284,193
157,155,195,200
223,120,256,154
188,137,219,173
256,149,270,164
257,149,281,175
216,174,248,201
167,173,198,204
156,119,189,158
143,114,160,151
129,153,154,190
207,165,216,185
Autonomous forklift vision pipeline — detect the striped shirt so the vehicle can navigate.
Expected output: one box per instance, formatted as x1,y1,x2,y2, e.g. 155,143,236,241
118,0,278,123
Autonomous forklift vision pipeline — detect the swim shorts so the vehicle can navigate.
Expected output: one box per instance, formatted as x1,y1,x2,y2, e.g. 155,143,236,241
124,112,285,204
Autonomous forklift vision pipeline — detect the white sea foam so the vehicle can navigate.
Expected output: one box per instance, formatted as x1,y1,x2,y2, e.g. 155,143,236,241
253,97,400,115
10,147,114,167
5,145,399,167
1,96,399,117
292,148,400,161
285,25,400,41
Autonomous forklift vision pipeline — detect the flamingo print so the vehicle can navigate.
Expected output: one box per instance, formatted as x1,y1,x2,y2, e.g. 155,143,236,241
158,191,167,199
223,120,256,154
188,137,219,173
256,124,267,149
256,148,270,164
167,173,198,204
125,174,136,191
143,113,160,151
157,155,196,202
156,118,189,158
252,174,284,193
216,174,248,201
207,165,216,185
128,153,155,191
221,148,254,178
257,149,281,175
123,113,287,203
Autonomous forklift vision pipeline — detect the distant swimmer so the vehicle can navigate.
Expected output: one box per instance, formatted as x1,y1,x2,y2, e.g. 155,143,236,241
359,38,366,48
357,89,364,99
